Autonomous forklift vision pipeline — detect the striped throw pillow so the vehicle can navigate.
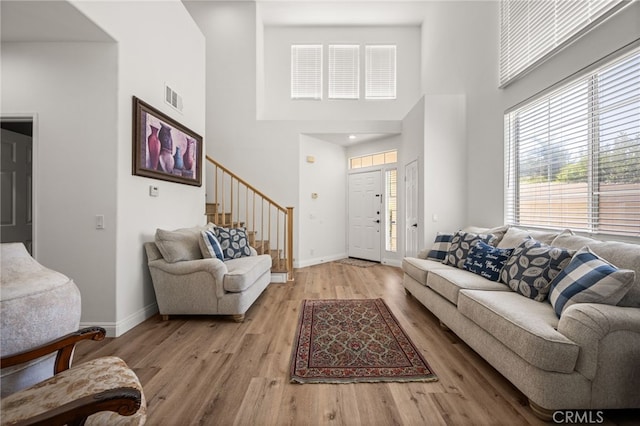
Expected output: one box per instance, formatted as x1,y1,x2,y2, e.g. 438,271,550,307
200,229,225,261
549,247,635,317
427,233,454,261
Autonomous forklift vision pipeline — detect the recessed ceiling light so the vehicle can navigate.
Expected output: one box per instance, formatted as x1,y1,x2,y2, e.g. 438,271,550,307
348,134,357,140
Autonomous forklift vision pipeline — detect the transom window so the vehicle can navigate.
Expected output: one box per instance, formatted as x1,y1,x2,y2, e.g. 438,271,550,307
349,150,397,169
499,0,629,87
504,48,640,237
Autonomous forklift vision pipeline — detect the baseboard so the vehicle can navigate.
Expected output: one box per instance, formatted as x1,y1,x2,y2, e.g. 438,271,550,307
295,253,347,269
381,258,402,268
270,272,288,283
80,302,158,338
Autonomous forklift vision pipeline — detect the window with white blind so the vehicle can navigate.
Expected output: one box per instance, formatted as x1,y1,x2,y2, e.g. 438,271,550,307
504,48,640,237
291,45,322,100
499,0,629,87
329,45,360,100
365,45,397,100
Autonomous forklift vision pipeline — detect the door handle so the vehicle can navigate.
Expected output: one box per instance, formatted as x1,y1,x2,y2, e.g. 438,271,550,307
374,220,380,223
412,223,418,227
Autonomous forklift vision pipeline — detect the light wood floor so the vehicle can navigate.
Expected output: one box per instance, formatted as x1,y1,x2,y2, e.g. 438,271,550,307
75,262,639,425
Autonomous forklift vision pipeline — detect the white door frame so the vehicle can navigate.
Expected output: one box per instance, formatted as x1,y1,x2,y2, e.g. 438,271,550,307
1,114,37,256
404,159,419,258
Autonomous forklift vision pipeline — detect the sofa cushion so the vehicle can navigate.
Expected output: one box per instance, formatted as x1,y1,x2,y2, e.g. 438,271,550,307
549,247,636,317
551,234,640,308
500,238,575,301
463,225,510,246
464,241,513,282
215,227,252,260
426,267,511,305
497,227,559,249
402,257,449,285
457,290,579,373
444,231,496,269
200,229,225,261
223,254,272,293
427,233,454,261
155,224,213,263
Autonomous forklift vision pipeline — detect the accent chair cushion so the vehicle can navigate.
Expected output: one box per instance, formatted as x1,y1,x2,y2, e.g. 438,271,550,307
549,247,636,317
199,229,225,261
500,238,575,302
444,231,496,270
155,224,214,263
215,227,252,260
427,233,454,261
464,241,513,282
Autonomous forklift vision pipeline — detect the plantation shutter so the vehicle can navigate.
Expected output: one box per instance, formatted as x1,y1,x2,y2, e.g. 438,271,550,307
505,49,640,237
291,45,322,100
499,0,629,87
329,45,360,99
365,45,396,100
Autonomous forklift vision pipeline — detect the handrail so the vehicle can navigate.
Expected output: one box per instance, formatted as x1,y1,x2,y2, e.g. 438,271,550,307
205,155,294,281
206,155,287,214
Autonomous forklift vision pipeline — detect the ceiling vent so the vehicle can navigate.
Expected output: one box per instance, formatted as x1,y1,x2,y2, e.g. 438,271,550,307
164,84,183,113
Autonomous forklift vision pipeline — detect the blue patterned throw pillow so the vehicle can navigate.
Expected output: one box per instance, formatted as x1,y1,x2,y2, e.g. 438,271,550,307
215,227,252,260
427,233,454,261
444,231,496,269
463,241,513,282
549,247,635,317
500,238,575,302
200,229,225,261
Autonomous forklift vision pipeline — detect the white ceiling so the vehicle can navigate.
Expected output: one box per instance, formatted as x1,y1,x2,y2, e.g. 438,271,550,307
257,1,429,26
0,1,112,42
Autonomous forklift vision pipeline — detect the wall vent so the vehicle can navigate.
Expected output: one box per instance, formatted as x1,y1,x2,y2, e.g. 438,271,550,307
164,84,183,113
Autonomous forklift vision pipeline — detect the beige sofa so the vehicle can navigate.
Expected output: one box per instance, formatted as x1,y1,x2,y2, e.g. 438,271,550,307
144,224,272,322
402,226,640,419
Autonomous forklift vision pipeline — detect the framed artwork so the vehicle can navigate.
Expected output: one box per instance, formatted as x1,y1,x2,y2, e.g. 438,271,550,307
132,96,202,186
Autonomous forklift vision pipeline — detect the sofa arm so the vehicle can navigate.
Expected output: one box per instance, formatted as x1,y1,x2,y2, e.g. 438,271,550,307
148,258,229,298
557,303,640,380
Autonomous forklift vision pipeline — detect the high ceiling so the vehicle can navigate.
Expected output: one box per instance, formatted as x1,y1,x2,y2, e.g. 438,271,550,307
0,1,112,42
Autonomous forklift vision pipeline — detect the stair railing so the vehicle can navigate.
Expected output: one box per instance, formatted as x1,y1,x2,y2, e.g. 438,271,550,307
205,155,294,281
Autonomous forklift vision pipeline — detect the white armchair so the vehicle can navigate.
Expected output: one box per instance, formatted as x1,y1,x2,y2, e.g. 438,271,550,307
144,225,272,322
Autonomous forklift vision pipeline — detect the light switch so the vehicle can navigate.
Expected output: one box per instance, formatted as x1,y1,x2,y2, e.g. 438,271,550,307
96,215,105,229
149,185,159,197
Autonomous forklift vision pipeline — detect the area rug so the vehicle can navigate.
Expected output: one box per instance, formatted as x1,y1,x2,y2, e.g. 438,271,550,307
289,298,437,384
334,258,379,267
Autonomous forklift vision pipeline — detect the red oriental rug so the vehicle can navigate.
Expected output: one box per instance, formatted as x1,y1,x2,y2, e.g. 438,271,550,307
289,298,438,384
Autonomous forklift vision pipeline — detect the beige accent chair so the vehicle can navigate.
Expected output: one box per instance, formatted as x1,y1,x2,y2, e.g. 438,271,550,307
1,327,146,425
144,224,272,322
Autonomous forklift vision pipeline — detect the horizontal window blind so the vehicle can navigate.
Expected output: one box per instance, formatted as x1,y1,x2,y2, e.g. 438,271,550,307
365,45,396,100
505,48,640,237
329,45,360,100
500,0,628,87
291,45,322,100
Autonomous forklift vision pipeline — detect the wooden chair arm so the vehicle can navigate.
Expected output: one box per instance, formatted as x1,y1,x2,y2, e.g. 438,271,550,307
1,327,106,373
10,386,142,426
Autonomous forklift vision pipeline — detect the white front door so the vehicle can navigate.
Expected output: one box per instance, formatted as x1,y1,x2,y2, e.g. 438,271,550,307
405,160,418,258
348,171,381,262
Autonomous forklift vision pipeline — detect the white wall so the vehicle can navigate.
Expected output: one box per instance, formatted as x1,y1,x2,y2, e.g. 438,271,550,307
298,135,347,267
261,25,422,121
1,42,118,324
400,95,467,251
70,0,206,335
421,1,503,228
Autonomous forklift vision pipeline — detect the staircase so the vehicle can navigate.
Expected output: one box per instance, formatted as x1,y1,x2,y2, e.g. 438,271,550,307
205,156,294,281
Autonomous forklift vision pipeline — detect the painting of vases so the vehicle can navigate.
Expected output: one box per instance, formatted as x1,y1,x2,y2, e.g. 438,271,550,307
133,96,203,186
